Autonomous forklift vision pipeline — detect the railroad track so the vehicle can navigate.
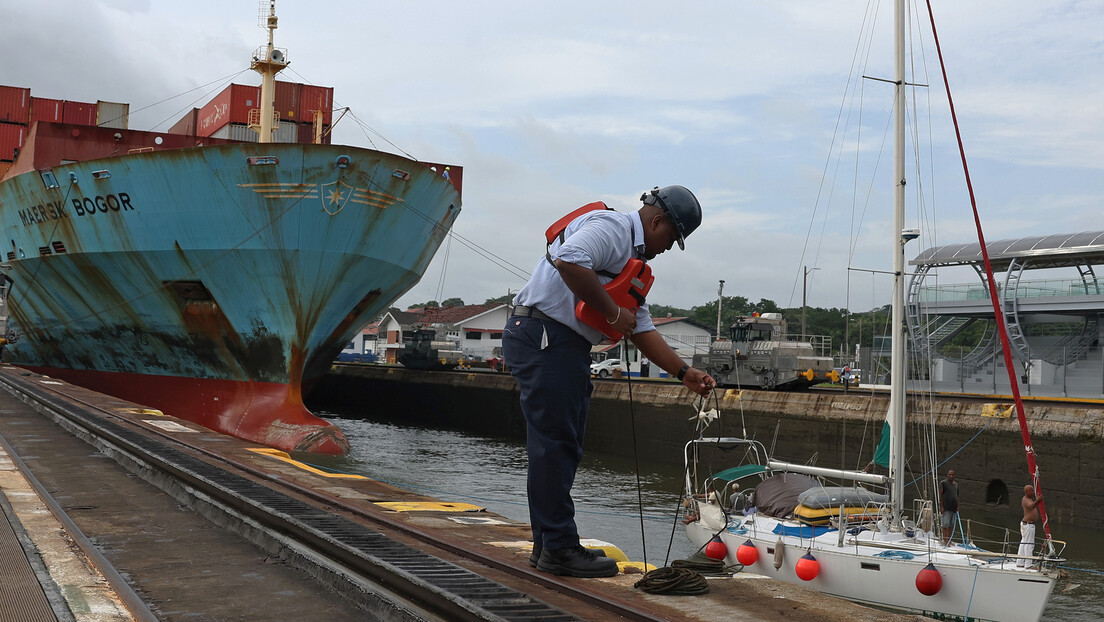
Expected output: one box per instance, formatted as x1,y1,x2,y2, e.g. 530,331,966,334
0,370,674,622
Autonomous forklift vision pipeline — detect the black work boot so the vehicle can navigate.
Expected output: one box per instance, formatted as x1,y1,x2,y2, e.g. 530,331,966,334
529,543,610,568
536,545,618,577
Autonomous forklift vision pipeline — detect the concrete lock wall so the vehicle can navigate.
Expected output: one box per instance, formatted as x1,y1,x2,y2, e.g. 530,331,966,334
310,365,1104,529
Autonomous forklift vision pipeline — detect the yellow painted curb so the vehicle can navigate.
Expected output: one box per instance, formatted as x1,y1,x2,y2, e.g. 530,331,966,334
374,501,486,513
246,447,368,479
618,561,658,573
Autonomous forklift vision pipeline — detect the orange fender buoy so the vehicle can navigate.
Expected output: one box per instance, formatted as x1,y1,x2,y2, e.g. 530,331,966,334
916,562,943,595
795,552,820,581
736,539,759,565
705,535,728,560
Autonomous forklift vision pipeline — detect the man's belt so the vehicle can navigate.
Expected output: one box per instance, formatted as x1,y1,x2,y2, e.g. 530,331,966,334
513,305,554,321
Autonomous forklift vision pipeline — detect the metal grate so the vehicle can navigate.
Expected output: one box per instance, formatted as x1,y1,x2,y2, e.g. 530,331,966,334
0,490,61,621
53,401,584,622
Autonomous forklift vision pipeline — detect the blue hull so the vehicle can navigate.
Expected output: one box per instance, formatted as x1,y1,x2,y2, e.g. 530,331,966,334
0,141,460,452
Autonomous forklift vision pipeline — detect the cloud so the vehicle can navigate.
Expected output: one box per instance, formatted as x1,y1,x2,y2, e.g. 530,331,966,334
3,0,1101,316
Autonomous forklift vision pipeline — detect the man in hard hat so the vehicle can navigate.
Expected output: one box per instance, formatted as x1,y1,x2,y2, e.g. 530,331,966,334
504,185,716,578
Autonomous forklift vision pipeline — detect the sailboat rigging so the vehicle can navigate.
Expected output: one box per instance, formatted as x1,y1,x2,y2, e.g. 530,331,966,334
681,1,1062,620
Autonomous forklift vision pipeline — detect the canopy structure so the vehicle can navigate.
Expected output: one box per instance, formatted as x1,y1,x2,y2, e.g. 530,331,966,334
907,230,1104,378
911,231,1104,271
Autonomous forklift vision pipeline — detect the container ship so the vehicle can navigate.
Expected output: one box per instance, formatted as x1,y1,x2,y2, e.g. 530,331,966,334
0,3,461,454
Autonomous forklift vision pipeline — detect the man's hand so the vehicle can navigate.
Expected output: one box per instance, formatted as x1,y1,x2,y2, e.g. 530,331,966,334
606,305,636,337
683,367,716,397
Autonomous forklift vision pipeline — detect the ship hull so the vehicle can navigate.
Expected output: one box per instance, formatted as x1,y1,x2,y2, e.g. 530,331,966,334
1,141,460,453
687,510,1056,622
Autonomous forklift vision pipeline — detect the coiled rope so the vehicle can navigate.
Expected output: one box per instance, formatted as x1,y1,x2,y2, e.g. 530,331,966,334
634,566,710,595
634,556,742,595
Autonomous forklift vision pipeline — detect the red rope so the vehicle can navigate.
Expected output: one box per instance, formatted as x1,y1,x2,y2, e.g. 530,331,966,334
923,0,1050,545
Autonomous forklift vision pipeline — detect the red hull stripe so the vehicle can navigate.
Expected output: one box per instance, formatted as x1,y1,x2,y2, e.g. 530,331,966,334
20,366,350,455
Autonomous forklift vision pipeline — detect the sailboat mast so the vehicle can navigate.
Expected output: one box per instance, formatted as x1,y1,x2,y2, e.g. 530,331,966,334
887,0,908,523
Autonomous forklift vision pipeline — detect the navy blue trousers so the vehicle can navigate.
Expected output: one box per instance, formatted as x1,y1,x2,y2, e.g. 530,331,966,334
502,315,593,551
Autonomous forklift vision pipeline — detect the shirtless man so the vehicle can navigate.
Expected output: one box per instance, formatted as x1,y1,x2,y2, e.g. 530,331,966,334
1017,484,1043,568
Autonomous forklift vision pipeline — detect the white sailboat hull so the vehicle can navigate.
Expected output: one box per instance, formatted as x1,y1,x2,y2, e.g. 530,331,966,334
687,513,1056,622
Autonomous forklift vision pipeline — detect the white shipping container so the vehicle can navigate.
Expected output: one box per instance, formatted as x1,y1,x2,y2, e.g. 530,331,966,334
275,120,297,143
210,123,259,142
96,100,129,129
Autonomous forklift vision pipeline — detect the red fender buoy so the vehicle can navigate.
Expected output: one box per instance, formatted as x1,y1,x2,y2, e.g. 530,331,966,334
736,539,759,565
916,562,943,595
795,552,820,581
705,535,728,560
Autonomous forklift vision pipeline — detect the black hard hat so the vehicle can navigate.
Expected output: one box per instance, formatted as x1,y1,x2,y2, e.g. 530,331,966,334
641,185,702,250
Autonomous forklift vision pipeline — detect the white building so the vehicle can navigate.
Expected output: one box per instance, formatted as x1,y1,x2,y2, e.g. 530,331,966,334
592,316,712,377
455,305,510,360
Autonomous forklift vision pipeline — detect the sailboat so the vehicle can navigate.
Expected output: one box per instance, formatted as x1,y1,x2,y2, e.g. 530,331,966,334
681,2,1062,620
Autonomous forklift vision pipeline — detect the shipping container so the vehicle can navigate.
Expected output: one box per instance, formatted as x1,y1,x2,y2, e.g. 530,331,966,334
210,123,259,142
30,97,63,124
196,84,261,137
296,121,332,145
299,84,334,125
0,85,30,124
274,80,300,121
0,123,26,161
274,120,298,143
0,160,12,180
63,100,97,126
96,100,130,129
168,108,199,136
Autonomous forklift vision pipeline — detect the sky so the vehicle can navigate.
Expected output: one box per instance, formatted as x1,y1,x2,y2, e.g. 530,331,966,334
2,1,1102,315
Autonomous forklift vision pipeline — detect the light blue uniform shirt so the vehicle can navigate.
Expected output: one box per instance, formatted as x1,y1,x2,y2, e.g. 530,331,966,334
513,209,656,345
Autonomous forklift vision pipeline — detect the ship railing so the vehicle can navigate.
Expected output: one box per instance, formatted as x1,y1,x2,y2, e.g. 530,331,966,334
248,107,281,128
683,437,770,503
252,45,289,65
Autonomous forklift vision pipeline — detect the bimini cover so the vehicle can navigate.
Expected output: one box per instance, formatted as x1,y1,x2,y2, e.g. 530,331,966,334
797,486,888,510
754,473,818,518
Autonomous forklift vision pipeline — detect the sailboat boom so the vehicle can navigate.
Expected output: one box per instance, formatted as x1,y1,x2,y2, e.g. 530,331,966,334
767,460,889,486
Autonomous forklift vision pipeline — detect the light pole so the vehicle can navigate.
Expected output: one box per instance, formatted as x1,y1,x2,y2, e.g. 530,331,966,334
716,279,725,339
802,266,819,339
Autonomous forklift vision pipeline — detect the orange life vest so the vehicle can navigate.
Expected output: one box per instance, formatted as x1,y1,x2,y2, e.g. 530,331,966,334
545,202,655,340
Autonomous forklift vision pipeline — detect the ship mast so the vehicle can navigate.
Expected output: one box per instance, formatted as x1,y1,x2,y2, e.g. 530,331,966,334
887,0,910,528
250,0,288,143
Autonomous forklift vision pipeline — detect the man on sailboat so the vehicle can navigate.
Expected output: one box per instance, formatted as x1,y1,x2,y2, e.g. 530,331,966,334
504,185,716,578
938,469,958,544
1018,484,1043,568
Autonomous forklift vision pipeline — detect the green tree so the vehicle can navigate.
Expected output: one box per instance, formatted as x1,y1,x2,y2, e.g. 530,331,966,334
648,303,694,320
691,295,748,336
410,300,440,308
441,297,465,307
484,294,514,305
752,298,781,314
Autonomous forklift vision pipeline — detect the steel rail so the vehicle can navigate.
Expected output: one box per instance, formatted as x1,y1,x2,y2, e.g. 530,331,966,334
0,371,672,622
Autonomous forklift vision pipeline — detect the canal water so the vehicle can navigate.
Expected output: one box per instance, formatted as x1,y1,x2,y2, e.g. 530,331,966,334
316,411,1102,620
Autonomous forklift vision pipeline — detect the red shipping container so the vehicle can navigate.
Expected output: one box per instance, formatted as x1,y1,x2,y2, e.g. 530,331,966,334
0,123,27,161
30,97,63,124
0,85,30,124
196,84,261,137
296,122,332,145
274,80,300,121
63,100,97,125
169,108,199,136
299,84,334,126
